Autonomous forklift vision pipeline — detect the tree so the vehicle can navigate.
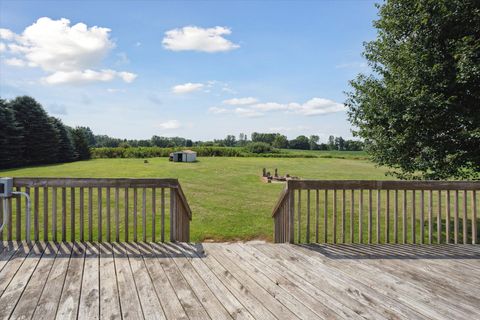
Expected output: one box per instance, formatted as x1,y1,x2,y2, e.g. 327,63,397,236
224,135,236,147
347,0,480,179
334,136,345,151
0,99,23,168
9,96,59,165
50,117,75,163
272,134,289,149
289,135,310,150
75,127,96,146
327,135,335,150
309,135,319,150
71,127,91,160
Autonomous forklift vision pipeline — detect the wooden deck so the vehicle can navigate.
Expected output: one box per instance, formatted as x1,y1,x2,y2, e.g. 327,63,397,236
0,242,479,320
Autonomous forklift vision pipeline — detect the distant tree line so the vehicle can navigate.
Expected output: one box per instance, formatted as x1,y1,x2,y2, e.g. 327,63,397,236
0,96,91,168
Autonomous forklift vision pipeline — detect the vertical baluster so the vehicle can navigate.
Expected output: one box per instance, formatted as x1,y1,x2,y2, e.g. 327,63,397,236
428,190,433,244
79,187,84,242
71,187,75,242
124,188,129,241
394,190,398,243
61,187,66,241
106,187,111,242
52,187,57,242
88,187,93,242
289,189,294,243
368,189,372,244
342,189,346,243
43,187,48,241
359,189,363,243
6,198,12,241
142,188,146,241
402,190,407,244
98,187,102,242
446,190,450,243
385,190,390,243
152,188,156,242
472,191,477,244
454,190,459,244
463,190,467,244
16,187,21,241
437,191,442,244
333,189,337,244
376,190,380,243
350,190,354,243
412,190,416,244
0,198,3,241
133,188,137,242
161,188,165,242
34,187,39,241
297,190,301,243
324,190,328,243
306,190,310,243
420,190,424,244
169,188,175,241
115,187,119,242
315,190,319,243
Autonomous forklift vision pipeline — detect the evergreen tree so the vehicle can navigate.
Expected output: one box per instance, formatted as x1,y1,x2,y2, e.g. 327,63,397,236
50,117,75,163
0,99,24,168
71,127,91,160
9,96,59,165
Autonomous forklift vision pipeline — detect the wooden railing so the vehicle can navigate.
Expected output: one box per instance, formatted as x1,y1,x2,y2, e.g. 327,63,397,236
0,178,192,242
273,180,479,244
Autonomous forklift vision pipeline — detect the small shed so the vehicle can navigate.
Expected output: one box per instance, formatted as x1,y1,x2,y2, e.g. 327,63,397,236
170,150,197,162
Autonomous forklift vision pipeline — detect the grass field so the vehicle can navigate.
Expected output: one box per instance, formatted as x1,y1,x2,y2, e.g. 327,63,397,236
0,154,390,242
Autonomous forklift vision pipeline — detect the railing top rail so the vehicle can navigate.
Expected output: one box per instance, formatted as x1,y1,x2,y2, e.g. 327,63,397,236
287,179,480,190
176,183,192,220
12,177,180,188
272,186,290,217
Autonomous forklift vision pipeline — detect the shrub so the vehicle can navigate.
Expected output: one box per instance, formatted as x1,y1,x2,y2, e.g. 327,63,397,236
245,142,273,154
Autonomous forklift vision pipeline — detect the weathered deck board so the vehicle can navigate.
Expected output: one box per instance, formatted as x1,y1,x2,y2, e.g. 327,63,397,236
0,241,478,320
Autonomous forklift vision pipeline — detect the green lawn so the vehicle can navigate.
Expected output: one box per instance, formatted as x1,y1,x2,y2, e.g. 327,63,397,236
0,156,390,242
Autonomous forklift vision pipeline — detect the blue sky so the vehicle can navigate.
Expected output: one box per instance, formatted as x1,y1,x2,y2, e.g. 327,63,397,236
0,0,378,141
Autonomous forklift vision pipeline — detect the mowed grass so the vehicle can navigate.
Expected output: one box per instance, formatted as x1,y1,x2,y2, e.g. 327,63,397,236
0,156,390,242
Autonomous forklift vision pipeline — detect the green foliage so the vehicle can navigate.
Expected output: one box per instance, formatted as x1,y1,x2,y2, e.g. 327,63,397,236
50,117,75,163
289,135,310,150
0,99,23,168
245,142,274,154
347,0,480,180
9,96,59,165
272,134,289,149
71,127,91,160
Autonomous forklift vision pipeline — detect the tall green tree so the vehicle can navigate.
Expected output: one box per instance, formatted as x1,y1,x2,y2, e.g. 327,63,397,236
50,117,75,163
9,96,59,165
347,0,480,179
0,99,24,168
71,127,91,160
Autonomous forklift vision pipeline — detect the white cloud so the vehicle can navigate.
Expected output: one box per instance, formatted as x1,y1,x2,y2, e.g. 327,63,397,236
222,97,257,106
208,107,229,114
42,69,137,85
158,120,181,129
4,57,27,67
286,98,345,116
0,42,6,52
163,26,239,52
172,82,204,94
252,102,287,111
234,107,264,118
1,17,137,85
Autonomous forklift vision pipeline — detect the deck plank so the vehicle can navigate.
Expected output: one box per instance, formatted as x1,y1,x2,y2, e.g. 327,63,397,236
77,242,99,320
0,242,478,320
10,242,58,320
55,242,85,320
98,242,122,320
0,242,46,319
33,242,73,320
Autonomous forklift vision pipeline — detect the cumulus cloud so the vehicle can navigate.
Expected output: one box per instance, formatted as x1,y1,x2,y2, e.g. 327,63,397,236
222,97,258,106
42,69,137,85
163,26,239,52
0,42,6,52
4,57,27,67
172,82,204,94
158,120,181,130
209,97,345,118
0,17,137,85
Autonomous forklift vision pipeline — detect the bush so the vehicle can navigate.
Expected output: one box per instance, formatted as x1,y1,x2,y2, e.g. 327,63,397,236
245,142,274,154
